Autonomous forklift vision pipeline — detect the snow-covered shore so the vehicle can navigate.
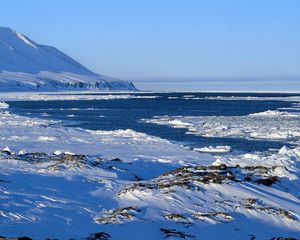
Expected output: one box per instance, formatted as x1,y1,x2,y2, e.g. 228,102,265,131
0,99,300,239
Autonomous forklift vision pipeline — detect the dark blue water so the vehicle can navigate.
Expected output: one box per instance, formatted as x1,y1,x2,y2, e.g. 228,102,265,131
7,92,299,153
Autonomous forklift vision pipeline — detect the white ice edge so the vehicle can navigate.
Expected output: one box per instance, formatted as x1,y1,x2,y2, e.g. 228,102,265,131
0,92,160,101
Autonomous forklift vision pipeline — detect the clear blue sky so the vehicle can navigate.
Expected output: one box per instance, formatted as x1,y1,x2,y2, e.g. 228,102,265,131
1,0,300,81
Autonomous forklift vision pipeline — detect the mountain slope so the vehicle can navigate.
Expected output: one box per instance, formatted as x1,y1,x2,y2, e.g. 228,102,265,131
0,27,136,91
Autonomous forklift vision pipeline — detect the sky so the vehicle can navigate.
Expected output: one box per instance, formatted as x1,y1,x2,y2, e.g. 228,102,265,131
1,0,300,87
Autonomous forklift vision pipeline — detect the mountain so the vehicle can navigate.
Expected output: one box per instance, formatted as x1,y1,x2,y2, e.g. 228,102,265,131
0,27,136,91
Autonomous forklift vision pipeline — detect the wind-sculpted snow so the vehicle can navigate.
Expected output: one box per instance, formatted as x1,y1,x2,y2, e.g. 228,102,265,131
0,27,136,91
144,110,300,143
1,146,300,239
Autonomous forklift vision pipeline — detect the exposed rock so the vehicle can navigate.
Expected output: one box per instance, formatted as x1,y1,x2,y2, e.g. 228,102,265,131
119,164,280,196
111,158,123,162
244,198,257,209
160,228,195,239
85,232,111,240
255,176,279,186
14,152,87,167
192,211,233,223
164,213,192,225
95,207,141,224
244,199,298,221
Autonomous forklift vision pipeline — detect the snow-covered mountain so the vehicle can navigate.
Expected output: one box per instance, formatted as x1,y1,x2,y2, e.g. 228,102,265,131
0,27,136,91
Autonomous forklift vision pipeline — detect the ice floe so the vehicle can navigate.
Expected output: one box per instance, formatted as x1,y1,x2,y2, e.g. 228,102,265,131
144,110,300,143
193,145,231,153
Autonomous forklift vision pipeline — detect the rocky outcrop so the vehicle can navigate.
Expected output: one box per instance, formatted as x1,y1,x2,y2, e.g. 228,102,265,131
118,164,280,195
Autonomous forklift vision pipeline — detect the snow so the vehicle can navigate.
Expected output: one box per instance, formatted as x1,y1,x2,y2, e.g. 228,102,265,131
0,101,300,239
0,27,136,91
16,32,38,49
0,109,209,164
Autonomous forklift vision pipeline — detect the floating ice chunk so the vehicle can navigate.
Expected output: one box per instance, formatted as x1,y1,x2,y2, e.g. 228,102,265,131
193,145,231,153
18,149,27,155
0,102,9,109
278,146,289,155
249,110,300,117
37,136,57,142
249,132,290,140
54,150,62,155
64,151,75,155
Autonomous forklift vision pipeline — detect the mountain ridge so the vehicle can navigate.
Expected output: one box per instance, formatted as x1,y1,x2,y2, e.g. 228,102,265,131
0,27,136,91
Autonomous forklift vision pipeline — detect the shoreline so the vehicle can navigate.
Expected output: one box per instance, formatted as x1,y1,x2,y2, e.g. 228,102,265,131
0,96,299,239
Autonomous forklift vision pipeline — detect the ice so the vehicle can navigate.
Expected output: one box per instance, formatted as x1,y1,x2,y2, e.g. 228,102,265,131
0,101,9,109
145,110,300,143
165,94,300,102
249,110,300,117
193,145,231,153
